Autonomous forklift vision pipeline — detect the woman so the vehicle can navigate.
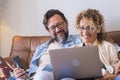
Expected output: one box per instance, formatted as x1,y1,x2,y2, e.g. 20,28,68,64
75,8,120,80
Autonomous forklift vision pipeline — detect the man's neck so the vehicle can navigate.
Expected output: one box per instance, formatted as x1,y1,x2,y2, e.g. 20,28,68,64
49,41,62,48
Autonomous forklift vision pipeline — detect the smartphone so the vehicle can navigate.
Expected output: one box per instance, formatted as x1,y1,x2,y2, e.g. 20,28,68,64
12,56,24,69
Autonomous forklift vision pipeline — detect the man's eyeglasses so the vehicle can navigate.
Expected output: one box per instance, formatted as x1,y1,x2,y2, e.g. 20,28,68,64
48,22,64,31
77,26,96,32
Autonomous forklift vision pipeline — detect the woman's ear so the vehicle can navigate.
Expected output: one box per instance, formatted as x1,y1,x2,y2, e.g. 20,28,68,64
96,29,100,33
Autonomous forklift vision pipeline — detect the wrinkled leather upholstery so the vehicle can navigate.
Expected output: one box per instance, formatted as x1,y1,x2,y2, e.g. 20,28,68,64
107,31,120,45
4,31,120,70
5,36,50,69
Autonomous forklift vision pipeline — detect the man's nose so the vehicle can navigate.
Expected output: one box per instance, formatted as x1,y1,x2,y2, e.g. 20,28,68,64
55,26,61,32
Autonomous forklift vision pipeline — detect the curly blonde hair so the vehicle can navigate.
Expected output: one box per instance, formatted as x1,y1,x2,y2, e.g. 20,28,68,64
75,8,107,43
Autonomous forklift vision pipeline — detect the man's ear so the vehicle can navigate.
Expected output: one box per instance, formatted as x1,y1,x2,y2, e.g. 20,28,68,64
66,19,68,28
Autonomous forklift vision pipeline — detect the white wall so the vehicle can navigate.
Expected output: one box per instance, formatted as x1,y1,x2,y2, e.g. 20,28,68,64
0,0,120,57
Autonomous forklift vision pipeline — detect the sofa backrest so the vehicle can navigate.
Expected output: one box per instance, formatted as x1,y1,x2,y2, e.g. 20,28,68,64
9,31,120,69
107,31,120,46
10,36,50,69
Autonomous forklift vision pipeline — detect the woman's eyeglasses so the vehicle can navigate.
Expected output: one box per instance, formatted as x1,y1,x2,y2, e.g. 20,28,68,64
77,25,96,32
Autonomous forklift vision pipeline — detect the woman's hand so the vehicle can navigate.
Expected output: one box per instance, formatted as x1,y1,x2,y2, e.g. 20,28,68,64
115,61,120,74
102,71,112,80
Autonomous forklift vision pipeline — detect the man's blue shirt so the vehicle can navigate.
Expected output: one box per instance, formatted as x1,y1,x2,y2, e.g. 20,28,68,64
26,35,82,77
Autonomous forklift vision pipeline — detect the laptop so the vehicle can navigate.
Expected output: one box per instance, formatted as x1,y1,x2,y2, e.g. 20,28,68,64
49,46,103,80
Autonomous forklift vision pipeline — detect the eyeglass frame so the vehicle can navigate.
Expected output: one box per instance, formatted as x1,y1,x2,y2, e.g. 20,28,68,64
48,22,65,31
77,25,97,32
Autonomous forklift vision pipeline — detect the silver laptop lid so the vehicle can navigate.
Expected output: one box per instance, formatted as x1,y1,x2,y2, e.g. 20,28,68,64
49,46,103,80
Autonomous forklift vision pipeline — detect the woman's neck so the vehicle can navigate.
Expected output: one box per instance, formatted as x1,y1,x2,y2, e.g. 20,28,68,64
84,43,94,46
84,39,98,46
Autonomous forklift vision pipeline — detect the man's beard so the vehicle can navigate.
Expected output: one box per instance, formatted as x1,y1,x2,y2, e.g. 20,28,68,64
53,30,68,44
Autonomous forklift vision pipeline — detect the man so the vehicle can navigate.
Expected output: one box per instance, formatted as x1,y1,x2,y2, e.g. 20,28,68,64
13,9,82,80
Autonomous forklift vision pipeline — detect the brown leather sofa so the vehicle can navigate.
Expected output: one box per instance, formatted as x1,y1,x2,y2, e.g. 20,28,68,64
5,31,120,70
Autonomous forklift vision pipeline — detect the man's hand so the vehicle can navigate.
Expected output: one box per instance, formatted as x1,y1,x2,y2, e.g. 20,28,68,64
13,68,28,79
